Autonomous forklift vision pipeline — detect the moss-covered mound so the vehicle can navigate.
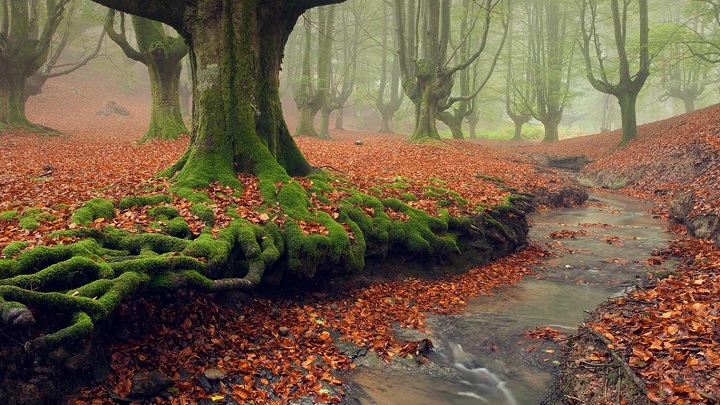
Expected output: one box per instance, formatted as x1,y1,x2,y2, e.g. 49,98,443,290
0,170,530,355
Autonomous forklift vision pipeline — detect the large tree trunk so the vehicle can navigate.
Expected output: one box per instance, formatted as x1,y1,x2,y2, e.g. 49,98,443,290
379,115,393,133
467,112,479,139
295,105,321,137
683,96,696,113
412,85,441,140
0,63,31,129
541,114,561,143
167,0,312,188
618,90,639,146
142,54,188,142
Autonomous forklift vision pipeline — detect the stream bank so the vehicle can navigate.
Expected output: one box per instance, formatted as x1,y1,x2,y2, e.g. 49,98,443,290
343,193,677,404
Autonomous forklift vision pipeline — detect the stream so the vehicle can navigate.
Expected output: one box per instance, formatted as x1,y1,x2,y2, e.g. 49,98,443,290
345,193,678,404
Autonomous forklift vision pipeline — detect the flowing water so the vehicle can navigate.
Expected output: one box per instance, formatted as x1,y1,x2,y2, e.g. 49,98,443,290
346,193,677,405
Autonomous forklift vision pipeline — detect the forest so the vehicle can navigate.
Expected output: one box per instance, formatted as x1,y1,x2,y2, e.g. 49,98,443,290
1,0,720,404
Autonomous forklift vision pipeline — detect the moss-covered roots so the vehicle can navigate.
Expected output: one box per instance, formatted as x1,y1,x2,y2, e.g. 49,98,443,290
0,171,530,352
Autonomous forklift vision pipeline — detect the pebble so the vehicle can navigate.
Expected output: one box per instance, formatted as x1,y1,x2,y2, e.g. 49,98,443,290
203,368,227,381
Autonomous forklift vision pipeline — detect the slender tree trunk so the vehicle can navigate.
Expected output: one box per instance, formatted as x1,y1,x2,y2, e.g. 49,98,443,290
167,0,312,188
618,91,638,146
142,56,188,142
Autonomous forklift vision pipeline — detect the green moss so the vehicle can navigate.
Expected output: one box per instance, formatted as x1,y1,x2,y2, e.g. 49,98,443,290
475,174,505,183
120,232,191,255
0,210,18,220
399,192,418,202
156,217,192,238
423,190,442,199
429,177,447,185
19,216,40,231
173,187,212,203
71,198,116,225
147,205,180,220
1,241,30,258
117,194,172,210
190,203,215,226
383,182,410,190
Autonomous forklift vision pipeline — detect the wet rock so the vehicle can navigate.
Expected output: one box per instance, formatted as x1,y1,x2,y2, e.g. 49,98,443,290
354,140,363,145
197,374,213,392
203,368,227,381
336,340,368,359
536,154,590,171
668,191,693,222
532,184,589,208
279,326,290,336
129,370,174,398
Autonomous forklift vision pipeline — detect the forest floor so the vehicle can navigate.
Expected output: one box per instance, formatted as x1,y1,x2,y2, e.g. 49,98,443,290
1,70,719,404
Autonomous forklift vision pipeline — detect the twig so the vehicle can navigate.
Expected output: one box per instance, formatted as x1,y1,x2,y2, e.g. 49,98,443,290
585,326,649,396
315,165,346,174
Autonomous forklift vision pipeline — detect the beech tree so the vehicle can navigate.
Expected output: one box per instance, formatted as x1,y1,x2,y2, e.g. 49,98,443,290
374,0,403,133
25,2,106,101
505,3,532,141
294,7,335,138
437,0,508,140
105,11,188,142
88,0,345,186
0,0,71,131
579,0,650,146
520,0,577,143
393,0,506,141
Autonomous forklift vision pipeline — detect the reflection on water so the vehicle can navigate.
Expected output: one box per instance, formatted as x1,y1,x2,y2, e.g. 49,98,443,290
348,193,676,404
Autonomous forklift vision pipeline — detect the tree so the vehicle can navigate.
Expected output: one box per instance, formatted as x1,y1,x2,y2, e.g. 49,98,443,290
0,0,71,131
318,2,363,138
522,0,577,142
294,7,334,138
105,10,188,142
437,0,508,140
579,0,650,146
25,2,106,101
393,0,506,141
375,0,403,133
89,0,344,186
505,3,532,141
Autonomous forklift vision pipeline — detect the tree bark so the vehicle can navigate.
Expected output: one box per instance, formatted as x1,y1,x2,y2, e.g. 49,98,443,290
142,48,187,142
166,0,314,187
0,63,32,129
106,13,188,142
618,91,638,146
541,114,561,143
512,119,524,141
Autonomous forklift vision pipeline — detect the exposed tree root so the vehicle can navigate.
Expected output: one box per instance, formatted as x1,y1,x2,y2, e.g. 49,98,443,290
0,170,530,354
